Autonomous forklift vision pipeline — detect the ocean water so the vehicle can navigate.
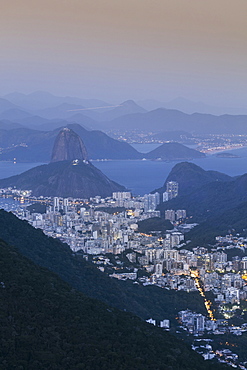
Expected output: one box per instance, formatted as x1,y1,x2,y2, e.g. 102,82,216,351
0,145,247,196
0,162,45,179
93,145,247,195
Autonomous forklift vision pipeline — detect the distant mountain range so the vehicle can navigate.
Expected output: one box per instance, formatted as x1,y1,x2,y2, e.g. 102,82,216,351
0,124,140,162
0,123,204,162
3,91,110,111
138,97,247,116
1,91,247,136
0,97,20,114
0,108,32,121
2,91,147,124
3,91,247,116
26,99,147,123
0,119,23,130
104,109,247,135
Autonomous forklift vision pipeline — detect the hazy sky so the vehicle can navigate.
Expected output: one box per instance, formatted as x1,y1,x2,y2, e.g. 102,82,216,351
0,0,246,106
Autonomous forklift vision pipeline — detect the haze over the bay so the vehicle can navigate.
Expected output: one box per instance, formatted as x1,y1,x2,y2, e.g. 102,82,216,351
0,0,246,108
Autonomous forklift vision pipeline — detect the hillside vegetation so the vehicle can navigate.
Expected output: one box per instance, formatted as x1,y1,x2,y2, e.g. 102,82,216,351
1,239,223,370
0,209,205,322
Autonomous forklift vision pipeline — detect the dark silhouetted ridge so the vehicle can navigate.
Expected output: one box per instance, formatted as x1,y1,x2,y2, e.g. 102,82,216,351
155,162,232,196
0,160,125,198
0,228,226,369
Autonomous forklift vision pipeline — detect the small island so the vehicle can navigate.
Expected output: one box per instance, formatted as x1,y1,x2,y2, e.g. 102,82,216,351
215,152,240,158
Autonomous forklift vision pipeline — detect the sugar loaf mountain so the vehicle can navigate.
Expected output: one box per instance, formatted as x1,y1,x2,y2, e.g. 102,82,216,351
0,128,125,198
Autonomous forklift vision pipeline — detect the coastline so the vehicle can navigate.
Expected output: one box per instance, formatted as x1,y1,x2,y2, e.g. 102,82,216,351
199,144,247,155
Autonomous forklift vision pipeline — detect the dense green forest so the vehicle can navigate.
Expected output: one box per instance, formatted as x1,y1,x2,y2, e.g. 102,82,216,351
0,235,229,368
1,239,211,369
0,210,206,322
186,201,247,246
137,217,173,235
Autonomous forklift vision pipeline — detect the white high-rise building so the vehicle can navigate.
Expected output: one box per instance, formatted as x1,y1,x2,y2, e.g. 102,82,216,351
80,207,86,219
53,197,60,212
112,191,132,200
144,192,160,212
166,181,178,200
154,263,163,277
170,232,184,247
193,314,205,334
63,198,69,213
163,191,169,202
165,209,176,222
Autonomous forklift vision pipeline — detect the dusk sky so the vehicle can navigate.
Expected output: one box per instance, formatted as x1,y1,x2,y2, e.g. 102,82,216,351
0,0,246,107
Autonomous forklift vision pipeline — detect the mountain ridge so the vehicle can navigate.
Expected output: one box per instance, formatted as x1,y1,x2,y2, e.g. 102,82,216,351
103,108,247,134
0,124,203,162
0,160,126,198
0,209,207,322
145,143,205,160
157,162,247,223
0,124,142,162
1,237,220,370
155,162,233,196
3,91,111,111
0,127,127,198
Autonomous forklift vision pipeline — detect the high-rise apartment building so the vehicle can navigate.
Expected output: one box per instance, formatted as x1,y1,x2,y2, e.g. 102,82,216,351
166,181,178,200
165,209,176,222
144,192,160,212
112,191,132,200
63,198,69,213
53,197,60,212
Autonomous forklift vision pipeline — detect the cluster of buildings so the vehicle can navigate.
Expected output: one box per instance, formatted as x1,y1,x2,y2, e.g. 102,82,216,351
162,181,179,201
3,192,246,328
165,209,186,222
0,187,186,257
192,339,243,368
2,186,247,367
179,310,208,335
178,309,247,337
2,189,247,300
146,318,170,330
143,181,179,213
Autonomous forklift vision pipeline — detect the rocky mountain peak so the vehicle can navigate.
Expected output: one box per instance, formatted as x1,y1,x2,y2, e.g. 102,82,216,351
51,127,88,163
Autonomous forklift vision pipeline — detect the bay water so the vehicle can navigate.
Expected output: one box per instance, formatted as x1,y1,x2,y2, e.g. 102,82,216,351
0,145,246,196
